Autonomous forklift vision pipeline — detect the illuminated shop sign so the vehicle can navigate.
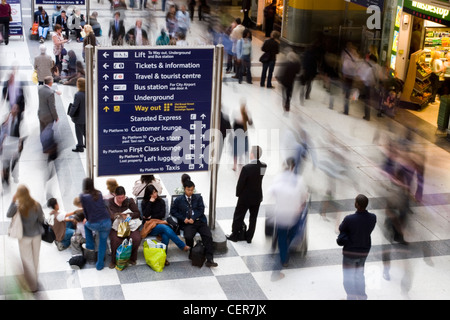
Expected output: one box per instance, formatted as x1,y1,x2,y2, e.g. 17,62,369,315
404,0,450,25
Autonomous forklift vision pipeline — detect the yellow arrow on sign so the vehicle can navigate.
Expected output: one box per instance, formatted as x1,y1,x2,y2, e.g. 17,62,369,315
103,106,110,112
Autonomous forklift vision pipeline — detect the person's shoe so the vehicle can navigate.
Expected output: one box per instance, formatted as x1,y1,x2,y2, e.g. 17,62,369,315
109,262,116,269
165,259,170,266
226,234,238,242
72,147,84,152
205,260,218,267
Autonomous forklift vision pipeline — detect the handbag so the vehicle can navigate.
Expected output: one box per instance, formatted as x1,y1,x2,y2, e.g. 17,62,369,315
117,216,131,237
166,215,180,235
8,213,23,239
61,48,67,56
259,52,270,63
42,220,56,243
67,102,79,117
32,70,38,84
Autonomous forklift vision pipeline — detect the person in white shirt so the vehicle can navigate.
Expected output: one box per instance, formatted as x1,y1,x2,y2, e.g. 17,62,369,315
360,54,381,121
176,4,190,37
267,158,308,280
47,198,75,251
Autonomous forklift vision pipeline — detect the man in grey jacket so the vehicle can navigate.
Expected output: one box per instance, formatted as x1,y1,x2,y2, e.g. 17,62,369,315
34,45,54,85
38,76,59,133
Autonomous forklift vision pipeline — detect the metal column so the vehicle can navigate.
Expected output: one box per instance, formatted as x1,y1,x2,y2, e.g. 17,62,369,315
208,45,224,230
85,44,95,179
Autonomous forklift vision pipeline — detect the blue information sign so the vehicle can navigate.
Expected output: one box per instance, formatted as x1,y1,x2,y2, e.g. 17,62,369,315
96,47,215,177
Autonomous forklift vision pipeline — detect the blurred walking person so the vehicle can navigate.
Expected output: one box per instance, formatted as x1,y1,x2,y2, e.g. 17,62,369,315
276,50,300,112
7,185,45,292
299,44,319,105
268,158,309,280
1,103,23,187
337,194,376,300
341,42,359,115
232,99,253,171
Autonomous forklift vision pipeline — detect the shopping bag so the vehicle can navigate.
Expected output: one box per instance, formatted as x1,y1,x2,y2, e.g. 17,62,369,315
117,216,131,238
8,212,23,239
143,239,166,272
32,70,38,84
115,238,132,271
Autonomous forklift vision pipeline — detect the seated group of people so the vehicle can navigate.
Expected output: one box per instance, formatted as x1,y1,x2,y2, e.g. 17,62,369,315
34,5,101,43
49,174,218,270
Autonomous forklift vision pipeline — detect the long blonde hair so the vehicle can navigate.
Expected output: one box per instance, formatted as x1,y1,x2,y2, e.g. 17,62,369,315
15,185,38,217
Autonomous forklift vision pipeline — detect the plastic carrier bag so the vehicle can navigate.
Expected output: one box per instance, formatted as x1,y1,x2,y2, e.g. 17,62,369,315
143,239,166,272
116,238,132,271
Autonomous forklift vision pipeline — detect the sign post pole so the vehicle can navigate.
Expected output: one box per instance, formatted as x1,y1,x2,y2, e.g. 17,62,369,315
208,45,223,230
85,44,95,179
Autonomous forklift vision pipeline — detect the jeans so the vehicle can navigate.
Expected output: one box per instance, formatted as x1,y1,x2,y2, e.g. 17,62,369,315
61,227,75,248
38,26,49,39
260,60,275,87
238,54,252,83
276,216,303,266
85,218,112,270
149,224,186,250
342,255,368,300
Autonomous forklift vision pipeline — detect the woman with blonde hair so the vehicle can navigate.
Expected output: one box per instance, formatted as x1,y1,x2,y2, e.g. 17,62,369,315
104,178,118,200
6,185,45,292
82,24,97,61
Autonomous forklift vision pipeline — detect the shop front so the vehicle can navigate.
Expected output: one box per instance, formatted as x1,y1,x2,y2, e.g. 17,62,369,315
390,0,450,131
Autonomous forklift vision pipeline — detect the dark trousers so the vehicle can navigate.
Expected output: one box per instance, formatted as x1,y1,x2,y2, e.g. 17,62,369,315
74,123,85,148
260,60,275,87
282,83,294,111
109,229,141,264
0,17,10,44
232,200,261,241
184,220,214,261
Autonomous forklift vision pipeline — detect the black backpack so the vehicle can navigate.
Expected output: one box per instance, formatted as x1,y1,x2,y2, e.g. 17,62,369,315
69,255,86,269
190,241,206,268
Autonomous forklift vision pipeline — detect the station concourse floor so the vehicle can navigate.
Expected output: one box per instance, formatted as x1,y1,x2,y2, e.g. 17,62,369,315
1,1,450,303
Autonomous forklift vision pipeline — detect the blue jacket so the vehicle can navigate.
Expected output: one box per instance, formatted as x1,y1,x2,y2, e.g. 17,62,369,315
170,193,207,226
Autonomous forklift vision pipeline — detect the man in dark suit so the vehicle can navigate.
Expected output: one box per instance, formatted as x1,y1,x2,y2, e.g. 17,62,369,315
108,11,125,46
227,145,267,243
170,180,218,267
55,10,69,39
